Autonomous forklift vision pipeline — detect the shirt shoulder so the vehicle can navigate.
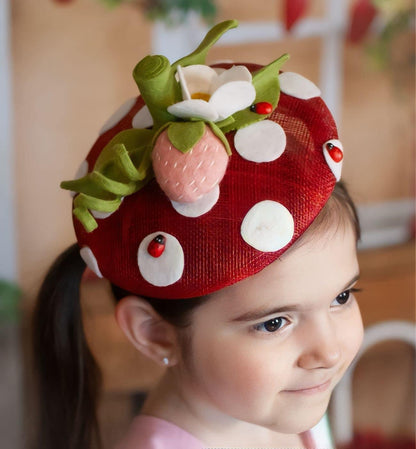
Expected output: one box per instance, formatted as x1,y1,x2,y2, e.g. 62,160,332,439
114,414,205,449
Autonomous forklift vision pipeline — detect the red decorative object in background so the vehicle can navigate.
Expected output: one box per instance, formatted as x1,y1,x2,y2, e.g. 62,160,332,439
284,0,309,31
339,431,415,449
347,0,378,43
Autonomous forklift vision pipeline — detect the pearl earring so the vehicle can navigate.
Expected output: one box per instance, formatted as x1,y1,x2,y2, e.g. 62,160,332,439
162,357,169,366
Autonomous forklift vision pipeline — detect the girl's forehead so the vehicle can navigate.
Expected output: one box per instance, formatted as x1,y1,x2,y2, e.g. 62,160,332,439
206,225,358,313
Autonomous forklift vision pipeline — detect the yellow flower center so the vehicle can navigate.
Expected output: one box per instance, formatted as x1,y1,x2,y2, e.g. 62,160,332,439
191,92,211,101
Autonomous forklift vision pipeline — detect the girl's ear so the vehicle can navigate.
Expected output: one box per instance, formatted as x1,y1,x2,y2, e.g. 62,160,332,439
115,296,179,367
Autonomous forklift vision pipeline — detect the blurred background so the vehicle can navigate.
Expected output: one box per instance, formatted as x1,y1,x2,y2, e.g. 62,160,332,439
1,0,415,448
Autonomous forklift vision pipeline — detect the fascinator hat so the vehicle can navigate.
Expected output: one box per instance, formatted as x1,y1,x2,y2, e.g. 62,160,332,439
61,20,344,299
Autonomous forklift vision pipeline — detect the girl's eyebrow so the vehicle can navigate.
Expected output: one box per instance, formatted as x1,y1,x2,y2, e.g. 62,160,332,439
229,273,360,323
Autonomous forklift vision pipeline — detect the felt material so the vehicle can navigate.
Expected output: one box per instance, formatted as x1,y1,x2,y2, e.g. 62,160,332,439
234,119,287,162
62,21,341,298
70,81,339,298
152,126,229,203
167,98,219,122
323,139,343,181
177,64,216,99
99,97,136,136
171,185,220,217
61,128,155,231
168,65,256,123
79,247,103,278
133,55,180,128
208,80,255,121
241,200,295,252
132,105,154,129
70,160,89,197
138,232,185,287
172,20,238,70
62,21,289,232
279,71,321,100
167,121,206,154
220,54,290,133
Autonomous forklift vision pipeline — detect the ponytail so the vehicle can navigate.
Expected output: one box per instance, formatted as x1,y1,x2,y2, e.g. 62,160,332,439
32,244,102,449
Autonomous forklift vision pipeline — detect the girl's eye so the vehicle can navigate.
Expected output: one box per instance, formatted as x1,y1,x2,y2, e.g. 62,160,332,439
254,317,288,333
332,288,361,307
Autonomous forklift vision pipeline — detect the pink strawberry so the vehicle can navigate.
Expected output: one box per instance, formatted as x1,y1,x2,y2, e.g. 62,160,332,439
152,126,229,203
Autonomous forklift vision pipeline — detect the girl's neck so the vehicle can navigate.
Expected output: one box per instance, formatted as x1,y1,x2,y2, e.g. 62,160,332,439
140,370,309,449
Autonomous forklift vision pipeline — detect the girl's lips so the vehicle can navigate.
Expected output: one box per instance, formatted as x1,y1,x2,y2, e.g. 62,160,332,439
283,379,331,395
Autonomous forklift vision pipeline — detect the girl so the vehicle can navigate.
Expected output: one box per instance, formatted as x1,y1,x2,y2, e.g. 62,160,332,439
33,20,363,449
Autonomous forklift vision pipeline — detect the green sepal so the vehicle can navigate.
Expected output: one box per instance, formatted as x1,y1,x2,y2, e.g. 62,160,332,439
172,20,238,69
167,121,206,153
215,116,235,129
207,121,231,156
221,53,290,133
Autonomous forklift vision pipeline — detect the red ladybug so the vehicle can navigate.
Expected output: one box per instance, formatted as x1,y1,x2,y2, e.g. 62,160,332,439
326,142,343,162
147,235,166,258
250,102,273,115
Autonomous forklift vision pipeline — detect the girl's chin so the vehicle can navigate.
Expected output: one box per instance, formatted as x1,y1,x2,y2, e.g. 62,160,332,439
263,402,329,435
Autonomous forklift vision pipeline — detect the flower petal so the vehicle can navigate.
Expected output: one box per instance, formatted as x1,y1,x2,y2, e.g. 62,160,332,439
210,65,252,93
177,65,191,100
180,65,218,96
209,81,256,120
167,99,219,121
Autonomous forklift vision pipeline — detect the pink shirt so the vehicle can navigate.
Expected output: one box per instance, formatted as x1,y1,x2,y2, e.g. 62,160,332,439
115,414,317,449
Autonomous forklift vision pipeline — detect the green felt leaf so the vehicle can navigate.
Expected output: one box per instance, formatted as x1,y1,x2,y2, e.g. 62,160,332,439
215,116,235,129
167,121,206,154
61,128,156,233
221,53,290,133
95,129,154,175
133,55,181,127
172,20,238,69
207,121,231,156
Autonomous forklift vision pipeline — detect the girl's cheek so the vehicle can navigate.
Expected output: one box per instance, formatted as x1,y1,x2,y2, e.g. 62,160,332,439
342,301,364,364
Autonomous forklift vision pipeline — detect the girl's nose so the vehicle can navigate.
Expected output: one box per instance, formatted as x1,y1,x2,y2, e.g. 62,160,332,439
297,319,341,370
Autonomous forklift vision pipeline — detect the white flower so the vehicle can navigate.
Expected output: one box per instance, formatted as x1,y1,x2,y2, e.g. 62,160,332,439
167,64,256,122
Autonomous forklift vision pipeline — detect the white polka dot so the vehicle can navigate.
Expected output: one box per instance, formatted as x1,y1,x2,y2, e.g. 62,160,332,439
171,185,220,217
91,198,124,220
138,232,184,287
323,139,343,181
279,72,321,100
99,97,136,135
234,120,286,163
241,201,294,252
80,247,103,278
70,160,89,197
132,105,154,129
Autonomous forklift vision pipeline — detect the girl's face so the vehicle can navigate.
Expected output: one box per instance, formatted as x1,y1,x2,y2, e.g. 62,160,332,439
176,223,363,434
